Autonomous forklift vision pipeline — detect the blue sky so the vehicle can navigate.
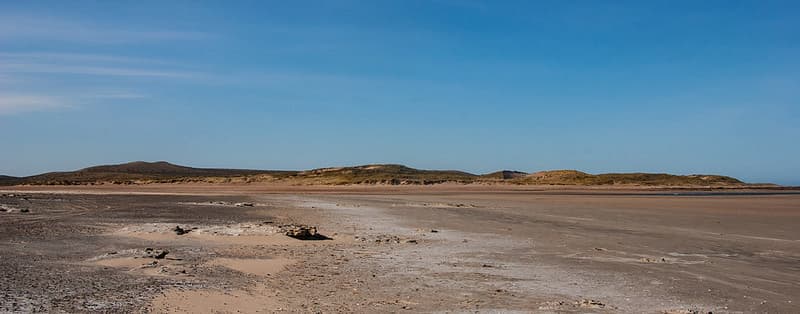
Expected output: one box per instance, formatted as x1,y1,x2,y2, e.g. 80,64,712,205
1,1,798,185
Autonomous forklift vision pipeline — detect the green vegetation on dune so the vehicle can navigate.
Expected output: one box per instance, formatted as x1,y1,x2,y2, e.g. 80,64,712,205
513,170,743,186
0,162,754,187
286,164,477,185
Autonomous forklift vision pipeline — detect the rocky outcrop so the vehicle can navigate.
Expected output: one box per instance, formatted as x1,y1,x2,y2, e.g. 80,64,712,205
280,224,331,240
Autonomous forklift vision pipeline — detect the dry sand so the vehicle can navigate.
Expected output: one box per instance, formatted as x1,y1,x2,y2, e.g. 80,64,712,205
1,185,798,313
205,258,295,277
150,286,281,314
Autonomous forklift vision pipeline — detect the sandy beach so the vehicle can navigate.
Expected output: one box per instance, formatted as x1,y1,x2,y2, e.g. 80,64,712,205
1,185,798,313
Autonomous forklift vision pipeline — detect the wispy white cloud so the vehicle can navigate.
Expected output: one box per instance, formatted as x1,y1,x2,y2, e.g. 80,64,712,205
90,91,148,99
0,14,209,44
0,13,209,116
0,51,201,81
0,89,149,116
0,62,199,79
0,94,68,115
0,52,175,65
0,50,195,115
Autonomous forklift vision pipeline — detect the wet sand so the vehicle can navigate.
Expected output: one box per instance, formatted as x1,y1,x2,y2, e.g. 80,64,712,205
1,186,798,313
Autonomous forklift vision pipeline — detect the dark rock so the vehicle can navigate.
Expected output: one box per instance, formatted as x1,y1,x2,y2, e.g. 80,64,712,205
280,224,331,240
577,299,605,309
143,248,169,259
153,250,169,259
172,226,190,235
141,260,158,268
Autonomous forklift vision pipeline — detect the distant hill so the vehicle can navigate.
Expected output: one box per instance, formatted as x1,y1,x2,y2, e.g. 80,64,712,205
77,161,275,176
3,162,477,186
0,161,756,187
522,170,594,183
514,170,743,186
288,164,477,185
10,161,291,185
0,175,20,184
480,170,528,180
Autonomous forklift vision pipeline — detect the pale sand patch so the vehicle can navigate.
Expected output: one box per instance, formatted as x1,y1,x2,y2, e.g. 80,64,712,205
93,256,187,277
151,258,292,312
150,286,280,313
94,257,151,268
206,258,295,276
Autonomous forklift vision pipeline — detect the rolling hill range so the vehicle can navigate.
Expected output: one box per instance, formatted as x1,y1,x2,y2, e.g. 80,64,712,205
515,170,744,186
290,164,476,185
0,161,758,187
5,161,292,185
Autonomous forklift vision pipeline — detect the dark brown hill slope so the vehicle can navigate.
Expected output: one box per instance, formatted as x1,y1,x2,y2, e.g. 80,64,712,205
0,175,20,184
78,161,272,176
12,161,292,185
480,170,528,180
